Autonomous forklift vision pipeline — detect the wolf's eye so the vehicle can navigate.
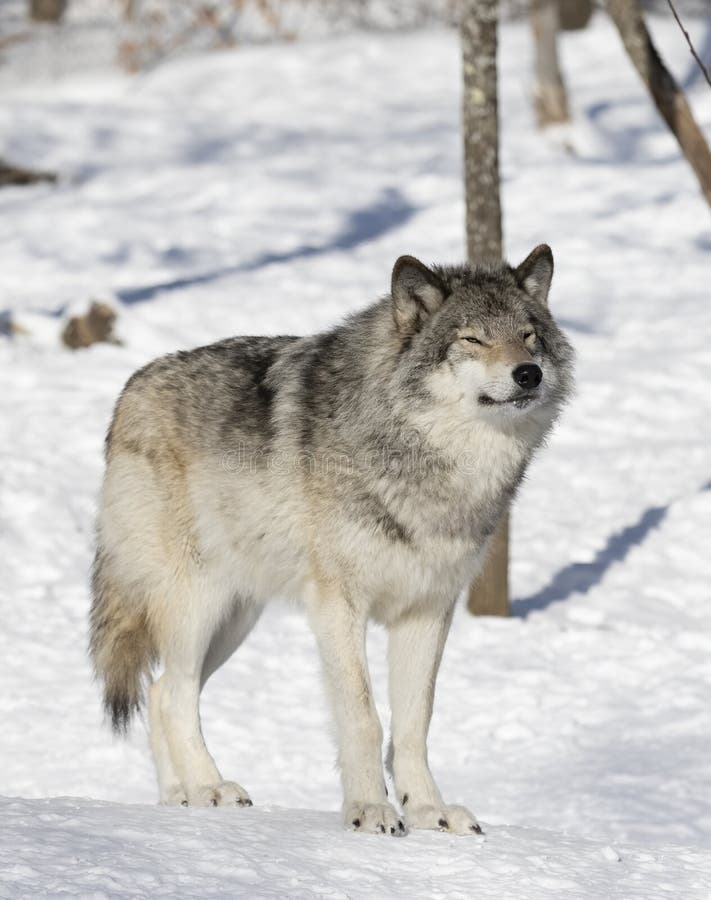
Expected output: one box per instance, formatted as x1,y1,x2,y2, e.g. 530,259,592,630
523,330,536,342
463,336,482,345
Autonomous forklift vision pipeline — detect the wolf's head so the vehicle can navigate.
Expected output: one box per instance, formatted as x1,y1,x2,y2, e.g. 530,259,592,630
389,245,574,428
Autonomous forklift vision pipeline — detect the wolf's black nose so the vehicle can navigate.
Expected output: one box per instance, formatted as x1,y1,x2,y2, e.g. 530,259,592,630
513,363,542,388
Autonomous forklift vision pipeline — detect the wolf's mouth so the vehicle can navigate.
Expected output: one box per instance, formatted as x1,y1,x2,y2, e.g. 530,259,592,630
478,393,537,409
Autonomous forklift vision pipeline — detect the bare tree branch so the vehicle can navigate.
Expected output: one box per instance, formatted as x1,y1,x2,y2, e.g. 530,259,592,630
665,0,711,90
606,0,711,206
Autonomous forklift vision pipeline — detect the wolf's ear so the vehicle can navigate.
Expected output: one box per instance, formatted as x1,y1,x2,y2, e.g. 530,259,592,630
391,256,446,335
515,244,554,306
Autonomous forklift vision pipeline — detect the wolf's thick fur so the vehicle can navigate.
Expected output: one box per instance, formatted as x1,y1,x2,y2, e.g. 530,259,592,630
90,246,573,834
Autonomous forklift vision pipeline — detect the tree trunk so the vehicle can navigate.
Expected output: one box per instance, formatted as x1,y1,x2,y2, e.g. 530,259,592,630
606,0,711,207
530,0,570,127
461,0,502,263
30,0,67,22
461,0,509,617
558,0,593,31
470,515,510,616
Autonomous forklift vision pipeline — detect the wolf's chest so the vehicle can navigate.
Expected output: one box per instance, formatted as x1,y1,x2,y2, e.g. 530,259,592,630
330,510,485,622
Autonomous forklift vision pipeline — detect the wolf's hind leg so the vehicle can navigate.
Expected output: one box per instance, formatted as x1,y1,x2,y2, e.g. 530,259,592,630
387,605,482,836
155,592,257,807
307,588,404,836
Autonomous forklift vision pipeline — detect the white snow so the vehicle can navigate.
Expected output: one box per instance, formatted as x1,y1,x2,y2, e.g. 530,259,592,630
2,11,711,899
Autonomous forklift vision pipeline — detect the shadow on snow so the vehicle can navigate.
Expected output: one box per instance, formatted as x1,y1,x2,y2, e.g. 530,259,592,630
513,481,711,617
116,187,417,305
512,504,668,617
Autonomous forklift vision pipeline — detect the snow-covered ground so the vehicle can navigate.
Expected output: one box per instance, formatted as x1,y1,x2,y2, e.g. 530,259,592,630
2,12,711,899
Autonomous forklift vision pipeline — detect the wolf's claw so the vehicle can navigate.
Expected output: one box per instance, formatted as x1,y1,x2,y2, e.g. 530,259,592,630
405,803,481,836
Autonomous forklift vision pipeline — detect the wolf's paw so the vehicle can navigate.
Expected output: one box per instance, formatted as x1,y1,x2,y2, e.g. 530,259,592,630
345,801,406,836
405,803,483,836
160,784,189,806
189,781,253,808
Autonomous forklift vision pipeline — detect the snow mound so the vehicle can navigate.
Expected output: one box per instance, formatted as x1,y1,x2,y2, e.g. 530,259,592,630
4,796,711,899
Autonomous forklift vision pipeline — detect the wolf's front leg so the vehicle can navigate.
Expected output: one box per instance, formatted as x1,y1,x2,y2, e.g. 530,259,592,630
307,591,405,836
388,605,482,835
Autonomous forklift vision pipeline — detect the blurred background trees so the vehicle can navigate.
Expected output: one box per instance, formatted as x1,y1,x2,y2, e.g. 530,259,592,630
530,0,595,127
29,0,67,22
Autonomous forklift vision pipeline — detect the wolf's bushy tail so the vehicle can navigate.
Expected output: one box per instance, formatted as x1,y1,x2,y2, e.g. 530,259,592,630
89,549,157,733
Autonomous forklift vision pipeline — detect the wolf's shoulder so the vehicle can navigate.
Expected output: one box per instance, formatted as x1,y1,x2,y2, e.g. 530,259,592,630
107,335,306,456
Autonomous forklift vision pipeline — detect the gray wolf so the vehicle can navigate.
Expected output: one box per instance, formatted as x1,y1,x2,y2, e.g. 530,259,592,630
89,245,574,835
